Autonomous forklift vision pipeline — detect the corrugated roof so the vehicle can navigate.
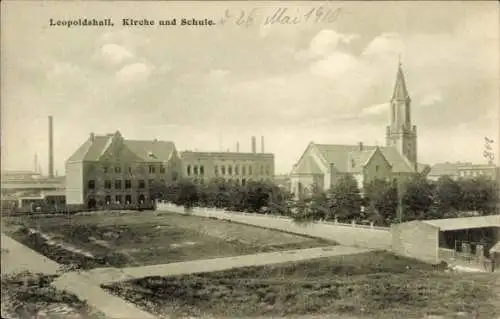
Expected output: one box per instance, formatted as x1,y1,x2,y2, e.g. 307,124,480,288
313,144,415,174
422,215,500,231
67,132,176,163
293,155,323,175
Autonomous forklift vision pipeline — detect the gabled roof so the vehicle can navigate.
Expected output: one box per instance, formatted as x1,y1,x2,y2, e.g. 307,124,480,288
66,132,176,163
293,155,323,175
313,143,415,174
347,149,378,173
422,215,500,231
125,140,176,162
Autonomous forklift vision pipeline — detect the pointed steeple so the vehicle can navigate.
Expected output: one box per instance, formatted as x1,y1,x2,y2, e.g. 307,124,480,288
391,59,410,102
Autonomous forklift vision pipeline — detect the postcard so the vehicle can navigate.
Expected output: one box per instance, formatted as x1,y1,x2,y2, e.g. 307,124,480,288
1,1,499,318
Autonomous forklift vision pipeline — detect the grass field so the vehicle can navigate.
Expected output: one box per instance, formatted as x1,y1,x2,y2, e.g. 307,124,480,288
1,271,105,319
102,251,497,319
4,211,334,268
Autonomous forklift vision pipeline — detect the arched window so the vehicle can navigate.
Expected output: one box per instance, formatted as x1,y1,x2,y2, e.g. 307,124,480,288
125,195,132,204
235,165,239,175
221,165,226,175
228,166,233,175
187,165,191,176
214,165,219,175
242,165,246,176
200,165,204,175
249,165,253,175
194,165,198,175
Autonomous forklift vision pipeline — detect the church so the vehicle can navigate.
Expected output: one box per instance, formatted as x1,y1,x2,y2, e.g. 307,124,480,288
290,62,431,198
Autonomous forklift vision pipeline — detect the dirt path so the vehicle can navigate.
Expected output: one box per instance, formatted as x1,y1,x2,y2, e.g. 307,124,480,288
81,245,373,285
1,232,60,276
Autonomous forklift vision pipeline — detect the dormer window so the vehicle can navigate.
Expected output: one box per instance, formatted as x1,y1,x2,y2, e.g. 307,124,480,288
148,152,157,159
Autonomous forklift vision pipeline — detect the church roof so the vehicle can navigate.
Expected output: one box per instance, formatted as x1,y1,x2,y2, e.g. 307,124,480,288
67,131,176,163
392,62,410,101
293,155,323,175
313,143,416,174
347,149,378,173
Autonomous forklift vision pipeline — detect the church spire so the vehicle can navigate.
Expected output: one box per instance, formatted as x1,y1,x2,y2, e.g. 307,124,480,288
391,59,410,102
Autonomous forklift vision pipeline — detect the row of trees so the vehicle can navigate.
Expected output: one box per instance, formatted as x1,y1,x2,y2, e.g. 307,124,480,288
152,174,499,226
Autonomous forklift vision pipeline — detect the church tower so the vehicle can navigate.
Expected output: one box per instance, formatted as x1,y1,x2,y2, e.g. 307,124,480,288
386,60,418,166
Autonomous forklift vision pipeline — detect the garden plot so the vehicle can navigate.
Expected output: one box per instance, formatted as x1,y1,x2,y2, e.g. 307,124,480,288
102,251,497,319
5,211,333,268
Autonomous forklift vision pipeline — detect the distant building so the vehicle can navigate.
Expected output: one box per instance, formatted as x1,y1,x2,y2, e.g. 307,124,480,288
65,131,181,209
428,162,499,181
274,174,291,191
180,136,274,185
290,62,429,198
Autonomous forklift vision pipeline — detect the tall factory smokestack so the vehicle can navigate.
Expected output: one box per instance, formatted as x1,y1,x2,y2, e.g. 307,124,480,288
251,136,256,153
261,136,265,153
48,116,54,178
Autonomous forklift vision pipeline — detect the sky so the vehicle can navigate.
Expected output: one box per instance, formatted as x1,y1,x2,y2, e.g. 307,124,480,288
1,1,499,175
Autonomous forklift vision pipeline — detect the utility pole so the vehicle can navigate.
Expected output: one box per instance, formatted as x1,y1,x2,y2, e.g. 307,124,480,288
397,180,404,223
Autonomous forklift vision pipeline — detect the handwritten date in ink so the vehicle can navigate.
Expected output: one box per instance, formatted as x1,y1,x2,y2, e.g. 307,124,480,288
219,7,343,27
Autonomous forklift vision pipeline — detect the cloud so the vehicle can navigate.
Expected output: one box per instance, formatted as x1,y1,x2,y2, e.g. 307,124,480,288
362,103,390,116
362,32,403,57
115,62,152,83
420,93,443,106
308,29,359,57
100,43,134,65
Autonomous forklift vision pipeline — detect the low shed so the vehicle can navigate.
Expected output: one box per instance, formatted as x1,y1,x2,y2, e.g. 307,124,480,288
392,215,500,264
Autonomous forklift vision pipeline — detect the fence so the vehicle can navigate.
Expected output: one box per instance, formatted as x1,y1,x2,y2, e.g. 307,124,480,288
157,202,392,250
439,247,495,272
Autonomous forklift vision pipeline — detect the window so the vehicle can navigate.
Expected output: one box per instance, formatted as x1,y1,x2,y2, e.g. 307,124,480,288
115,166,121,173
221,166,226,175
88,180,95,189
228,166,233,175
115,180,122,189
149,165,155,174
125,180,132,189
214,165,219,175
105,195,111,205
187,165,191,176
249,165,253,175
160,166,165,174
138,180,145,188
242,166,246,176
194,166,199,175
104,180,112,189
103,166,109,173
115,195,122,204
242,178,246,186
125,195,132,204
200,165,204,175
235,165,239,175
375,165,380,172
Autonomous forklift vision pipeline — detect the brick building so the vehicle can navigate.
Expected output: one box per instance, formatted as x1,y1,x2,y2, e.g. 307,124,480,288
65,131,181,209
180,136,275,185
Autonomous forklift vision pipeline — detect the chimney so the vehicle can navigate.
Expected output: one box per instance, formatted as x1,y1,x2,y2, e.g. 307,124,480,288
236,142,240,152
261,136,265,153
34,153,38,173
251,136,256,153
359,142,363,151
89,132,95,142
48,116,54,178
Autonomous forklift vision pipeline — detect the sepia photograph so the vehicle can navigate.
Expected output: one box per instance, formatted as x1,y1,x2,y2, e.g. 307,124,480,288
1,1,499,318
